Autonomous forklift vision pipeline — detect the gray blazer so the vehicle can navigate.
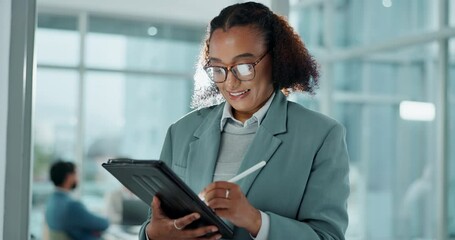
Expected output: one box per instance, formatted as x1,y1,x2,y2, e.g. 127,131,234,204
139,91,349,239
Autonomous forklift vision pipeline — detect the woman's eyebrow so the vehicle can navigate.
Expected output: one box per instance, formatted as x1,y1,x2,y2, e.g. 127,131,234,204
208,53,256,63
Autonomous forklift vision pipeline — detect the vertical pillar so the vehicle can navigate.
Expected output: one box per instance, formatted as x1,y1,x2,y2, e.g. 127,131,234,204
2,0,36,239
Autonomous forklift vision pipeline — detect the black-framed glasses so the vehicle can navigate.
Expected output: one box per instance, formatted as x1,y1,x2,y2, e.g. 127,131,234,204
203,51,269,83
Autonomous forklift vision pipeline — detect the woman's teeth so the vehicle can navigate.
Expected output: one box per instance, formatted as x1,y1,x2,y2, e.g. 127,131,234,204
230,89,250,96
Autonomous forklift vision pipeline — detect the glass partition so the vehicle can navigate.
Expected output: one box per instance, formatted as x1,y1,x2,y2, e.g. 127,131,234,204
81,72,191,211
333,43,439,240
31,14,80,238
31,68,80,237
86,16,203,72
290,0,448,236
291,0,438,48
36,14,79,66
450,0,455,27
31,12,202,239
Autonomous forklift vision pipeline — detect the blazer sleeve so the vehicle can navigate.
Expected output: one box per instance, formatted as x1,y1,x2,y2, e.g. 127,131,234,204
267,123,350,240
159,124,174,167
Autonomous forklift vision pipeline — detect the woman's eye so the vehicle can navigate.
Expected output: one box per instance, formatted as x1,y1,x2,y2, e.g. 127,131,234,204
235,64,253,76
213,67,224,75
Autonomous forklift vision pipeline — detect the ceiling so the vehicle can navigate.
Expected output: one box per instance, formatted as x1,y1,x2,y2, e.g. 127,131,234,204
37,0,275,26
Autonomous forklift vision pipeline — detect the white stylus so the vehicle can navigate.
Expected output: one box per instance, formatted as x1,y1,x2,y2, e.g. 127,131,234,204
227,161,266,183
199,161,267,201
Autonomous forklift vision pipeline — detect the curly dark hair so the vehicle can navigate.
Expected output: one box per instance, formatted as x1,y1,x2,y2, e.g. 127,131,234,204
191,1,319,108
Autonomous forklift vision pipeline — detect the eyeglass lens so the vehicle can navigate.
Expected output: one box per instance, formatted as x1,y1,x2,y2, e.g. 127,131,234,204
206,63,255,82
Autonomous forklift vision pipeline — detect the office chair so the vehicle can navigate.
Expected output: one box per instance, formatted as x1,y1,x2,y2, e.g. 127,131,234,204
47,229,71,240
43,221,71,240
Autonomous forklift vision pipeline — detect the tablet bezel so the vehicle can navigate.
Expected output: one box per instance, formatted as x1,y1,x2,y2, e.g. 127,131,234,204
102,158,234,239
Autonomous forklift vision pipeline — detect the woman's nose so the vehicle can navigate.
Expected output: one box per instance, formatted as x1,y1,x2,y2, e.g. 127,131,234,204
224,71,240,89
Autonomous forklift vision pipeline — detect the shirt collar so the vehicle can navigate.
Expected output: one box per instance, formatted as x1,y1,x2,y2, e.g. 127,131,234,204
220,92,275,131
55,187,71,194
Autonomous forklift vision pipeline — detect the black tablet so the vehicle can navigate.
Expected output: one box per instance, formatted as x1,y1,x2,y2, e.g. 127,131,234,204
102,158,234,239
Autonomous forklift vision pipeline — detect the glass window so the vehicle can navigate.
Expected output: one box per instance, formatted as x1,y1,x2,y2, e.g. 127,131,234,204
450,0,455,27
81,71,192,216
31,12,203,239
332,43,439,240
334,43,437,99
288,92,320,112
333,60,363,92
34,69,79,163
86,16,204,72
36,14,79,66
338,102,438,239
289,4,323,48
289,0,439,48
31,68,79,238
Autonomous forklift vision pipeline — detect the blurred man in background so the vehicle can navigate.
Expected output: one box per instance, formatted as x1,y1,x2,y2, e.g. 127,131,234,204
45,160,109,240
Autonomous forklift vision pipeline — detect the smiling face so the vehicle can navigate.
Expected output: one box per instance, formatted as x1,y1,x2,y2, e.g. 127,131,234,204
208,25,274,123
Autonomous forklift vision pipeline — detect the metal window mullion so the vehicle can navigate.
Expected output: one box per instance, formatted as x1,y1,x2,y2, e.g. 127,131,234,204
423,53,437,239
325,27,455,62
333,92,403,104
36,64,194,79
75,12,88,198
359,63,371,240
436,0,449,239
319,0,334,116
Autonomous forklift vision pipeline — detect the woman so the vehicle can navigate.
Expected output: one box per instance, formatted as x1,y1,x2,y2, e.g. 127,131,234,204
140,2,349,239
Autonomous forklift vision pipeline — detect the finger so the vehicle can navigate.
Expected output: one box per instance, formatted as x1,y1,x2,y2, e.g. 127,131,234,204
180,226,220,239
208,234,223,240
207,198,230,210
192,233,222,240
213,208,231,219
200,182,226,199
174,212,201,230
151,196,166,218
202,181,231,195
204,188,230,203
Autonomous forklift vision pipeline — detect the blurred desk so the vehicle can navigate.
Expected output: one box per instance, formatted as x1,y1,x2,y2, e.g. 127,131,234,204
103,225,142,240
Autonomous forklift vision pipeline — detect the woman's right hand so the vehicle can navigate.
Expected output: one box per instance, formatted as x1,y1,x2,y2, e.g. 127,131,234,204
146,196,222,240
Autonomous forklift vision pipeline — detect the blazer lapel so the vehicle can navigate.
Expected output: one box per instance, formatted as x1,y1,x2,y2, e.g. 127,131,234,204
186,91,288,195
236,91,288,196
186,105,224,193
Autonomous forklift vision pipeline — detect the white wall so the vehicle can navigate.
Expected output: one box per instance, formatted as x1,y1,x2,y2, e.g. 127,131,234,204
0,0,11,236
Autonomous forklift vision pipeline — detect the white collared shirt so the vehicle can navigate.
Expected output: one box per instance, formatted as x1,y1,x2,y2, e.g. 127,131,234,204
218,92,274,240
220,92,275,131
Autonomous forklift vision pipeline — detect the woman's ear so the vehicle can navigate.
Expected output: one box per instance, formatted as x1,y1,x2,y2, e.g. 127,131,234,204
281,88,290,97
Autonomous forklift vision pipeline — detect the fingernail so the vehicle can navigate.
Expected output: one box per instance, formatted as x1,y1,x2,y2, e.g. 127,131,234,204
194,213,200,219
198,193,205,201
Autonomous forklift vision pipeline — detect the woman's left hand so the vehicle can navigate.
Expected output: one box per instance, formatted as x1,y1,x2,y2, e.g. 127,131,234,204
199,181,261,236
